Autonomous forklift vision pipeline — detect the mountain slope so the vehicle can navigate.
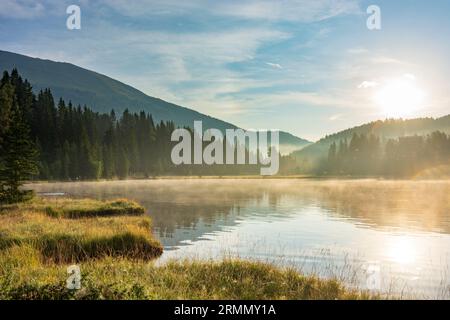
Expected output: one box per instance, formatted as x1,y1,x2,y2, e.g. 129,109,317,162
0,50,311,153
292,116,450,169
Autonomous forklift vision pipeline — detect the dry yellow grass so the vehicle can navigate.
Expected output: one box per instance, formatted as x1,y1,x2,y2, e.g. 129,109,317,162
0,197,378,300
0,248,377,300
0,197,162,263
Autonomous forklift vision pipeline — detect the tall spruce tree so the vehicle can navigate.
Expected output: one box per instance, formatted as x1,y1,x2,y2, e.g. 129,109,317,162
0,76,14,145
0,103,38,203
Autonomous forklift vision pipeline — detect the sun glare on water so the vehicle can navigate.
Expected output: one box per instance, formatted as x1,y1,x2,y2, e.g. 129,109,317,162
388,237,418,265
374,75,426,118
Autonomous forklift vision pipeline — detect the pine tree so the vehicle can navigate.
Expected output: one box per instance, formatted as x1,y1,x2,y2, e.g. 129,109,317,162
61,140,71,180
0,103,39,203
116,146,129,179
102,125,116,179
0,79,14,146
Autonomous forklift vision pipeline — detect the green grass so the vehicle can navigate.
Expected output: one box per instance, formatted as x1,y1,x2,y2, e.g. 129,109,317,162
0,197,162,263
0,249,376,300
0,197,378,300
0,197,145,218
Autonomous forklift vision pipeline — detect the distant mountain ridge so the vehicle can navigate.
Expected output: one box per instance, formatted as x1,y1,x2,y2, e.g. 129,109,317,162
0,50,311,154
292,116,450,168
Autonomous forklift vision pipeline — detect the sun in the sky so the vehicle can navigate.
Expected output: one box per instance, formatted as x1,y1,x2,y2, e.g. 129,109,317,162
373,74,427,118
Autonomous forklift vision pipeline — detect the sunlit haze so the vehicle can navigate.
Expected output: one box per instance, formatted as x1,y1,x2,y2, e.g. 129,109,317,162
374,75,427,118
2,0,450,140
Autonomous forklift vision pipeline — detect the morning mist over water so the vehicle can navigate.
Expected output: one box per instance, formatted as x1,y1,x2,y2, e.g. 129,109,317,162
30,179,450,299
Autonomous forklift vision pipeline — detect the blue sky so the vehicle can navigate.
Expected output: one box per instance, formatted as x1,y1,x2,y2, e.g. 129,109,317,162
1,0,450,140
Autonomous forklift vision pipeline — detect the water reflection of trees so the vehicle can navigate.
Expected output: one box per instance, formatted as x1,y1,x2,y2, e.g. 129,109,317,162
31,180,450,246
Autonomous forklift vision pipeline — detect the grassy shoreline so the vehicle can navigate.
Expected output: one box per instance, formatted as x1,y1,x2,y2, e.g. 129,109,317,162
0,198,162,263
0,197,377,300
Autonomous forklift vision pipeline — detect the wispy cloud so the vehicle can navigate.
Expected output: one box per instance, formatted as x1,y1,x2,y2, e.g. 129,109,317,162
3,0,449,139
347,47,368,55
358,81,378,89
0,0,46,18
329,114,343,121
265,62,283,69
100,0,361,22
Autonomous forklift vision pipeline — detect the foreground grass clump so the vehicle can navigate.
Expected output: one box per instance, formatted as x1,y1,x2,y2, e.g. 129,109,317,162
0,248,376,300
0,197,145,218
0,197,162,263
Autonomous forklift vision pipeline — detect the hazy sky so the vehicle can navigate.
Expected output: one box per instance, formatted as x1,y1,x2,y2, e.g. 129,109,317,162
1,0,450,140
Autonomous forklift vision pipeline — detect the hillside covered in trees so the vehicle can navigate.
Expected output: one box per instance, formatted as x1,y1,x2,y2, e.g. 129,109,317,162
0,50,311,155
288,116,450,175
0,69,263,181
1,69,449,181
321,131,450,177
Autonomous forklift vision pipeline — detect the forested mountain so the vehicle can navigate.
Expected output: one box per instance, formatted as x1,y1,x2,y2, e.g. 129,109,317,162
290,116,450,173
1,68,449,180
0,50,311,154
2,53,449,179
0,69,268,180
321,131,450,177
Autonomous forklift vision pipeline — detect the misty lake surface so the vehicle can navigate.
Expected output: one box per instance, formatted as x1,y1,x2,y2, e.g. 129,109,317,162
30,179,450,298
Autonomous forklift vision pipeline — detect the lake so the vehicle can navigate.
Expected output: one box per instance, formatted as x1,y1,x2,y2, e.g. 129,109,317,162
29,179,450,299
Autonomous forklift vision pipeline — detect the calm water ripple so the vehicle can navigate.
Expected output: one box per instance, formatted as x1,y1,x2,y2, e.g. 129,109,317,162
29,179,450,299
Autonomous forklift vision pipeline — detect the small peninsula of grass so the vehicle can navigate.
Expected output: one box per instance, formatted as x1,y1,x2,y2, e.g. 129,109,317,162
0,197,377,300
0,197,162,263
1,197,146,218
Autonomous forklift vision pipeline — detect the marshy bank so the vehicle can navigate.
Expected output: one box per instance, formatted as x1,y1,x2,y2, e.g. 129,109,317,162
0,198,162,262
0,196,376,300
